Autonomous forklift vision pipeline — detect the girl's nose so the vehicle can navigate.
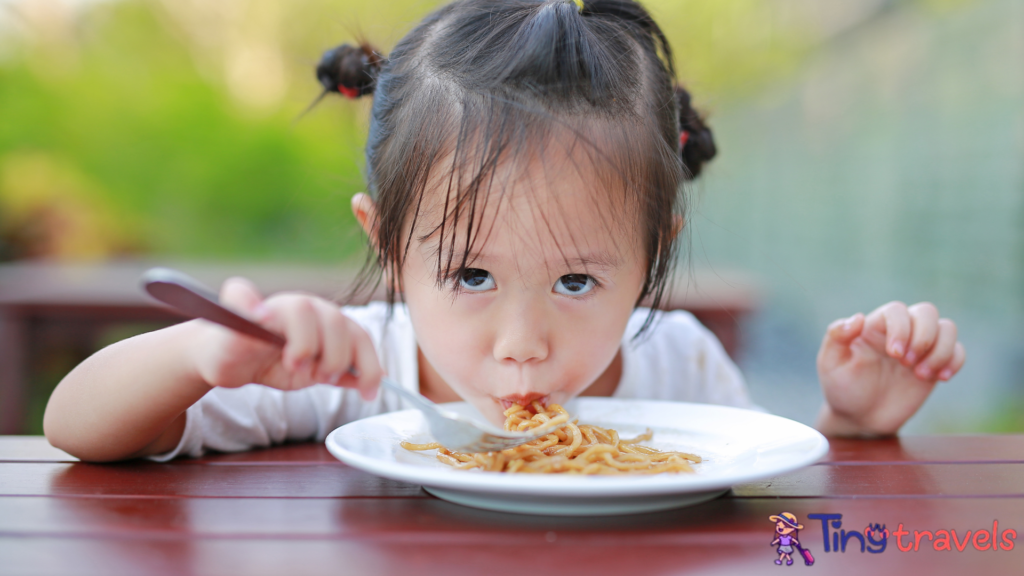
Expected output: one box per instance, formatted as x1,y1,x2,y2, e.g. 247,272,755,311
492,295,549,364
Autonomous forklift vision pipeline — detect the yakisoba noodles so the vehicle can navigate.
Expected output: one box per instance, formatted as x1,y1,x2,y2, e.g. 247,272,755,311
401,402,701,474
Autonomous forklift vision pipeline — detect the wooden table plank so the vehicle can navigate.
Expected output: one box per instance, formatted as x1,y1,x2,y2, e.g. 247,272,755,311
0,504,1003,573
824,436,1024,464
6,460,1023,499
0,540,989,576
0,537,774,576
0,462,424,498
0,494,1020,542
732,463,1024,498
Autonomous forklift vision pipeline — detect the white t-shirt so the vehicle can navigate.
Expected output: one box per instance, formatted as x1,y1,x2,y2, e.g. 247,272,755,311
153,302,761,461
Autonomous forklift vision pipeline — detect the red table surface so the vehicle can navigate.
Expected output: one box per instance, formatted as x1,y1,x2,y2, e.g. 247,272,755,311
1,436,1022,576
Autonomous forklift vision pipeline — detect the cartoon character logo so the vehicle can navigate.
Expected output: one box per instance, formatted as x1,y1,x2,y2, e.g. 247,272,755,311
770,512,815,566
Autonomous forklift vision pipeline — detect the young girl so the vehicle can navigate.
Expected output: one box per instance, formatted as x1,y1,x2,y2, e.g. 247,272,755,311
44,0,966,462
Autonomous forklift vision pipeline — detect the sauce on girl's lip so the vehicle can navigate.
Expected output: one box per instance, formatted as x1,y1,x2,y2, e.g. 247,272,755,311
496,393,549,412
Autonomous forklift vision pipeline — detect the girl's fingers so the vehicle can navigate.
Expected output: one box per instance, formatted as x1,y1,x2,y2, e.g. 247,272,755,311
337,322,383,400
905,302,939,365
938,342,967,381
825,313,865,346
219,277,265,315
863,301,911,358
287,356,317,392
818,313,864,370
263,296,321,374
213,284,383,394
310,299,353,383
914,319,958,381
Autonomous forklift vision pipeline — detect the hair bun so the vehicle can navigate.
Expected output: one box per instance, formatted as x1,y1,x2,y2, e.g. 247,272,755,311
675,86,716,180
316,43,383,99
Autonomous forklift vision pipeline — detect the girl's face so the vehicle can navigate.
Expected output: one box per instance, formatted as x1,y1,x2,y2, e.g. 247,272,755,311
362,144,648,424
776,522,794,535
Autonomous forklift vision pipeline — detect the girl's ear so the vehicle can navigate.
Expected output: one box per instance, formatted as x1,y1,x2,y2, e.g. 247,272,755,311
671,215,685,242
352,192,401,292
351,193,379,249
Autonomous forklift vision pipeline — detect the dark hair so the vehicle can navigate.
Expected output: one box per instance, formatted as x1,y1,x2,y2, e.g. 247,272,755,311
319,0,716,333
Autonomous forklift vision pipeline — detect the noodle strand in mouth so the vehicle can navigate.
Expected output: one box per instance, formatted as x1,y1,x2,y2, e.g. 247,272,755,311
401,402,701,474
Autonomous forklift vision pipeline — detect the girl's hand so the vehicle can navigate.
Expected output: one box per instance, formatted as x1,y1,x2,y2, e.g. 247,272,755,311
816,301,966,437
190,277,383,399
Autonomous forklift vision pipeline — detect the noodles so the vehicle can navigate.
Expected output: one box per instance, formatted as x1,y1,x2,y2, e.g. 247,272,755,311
400,402,701,475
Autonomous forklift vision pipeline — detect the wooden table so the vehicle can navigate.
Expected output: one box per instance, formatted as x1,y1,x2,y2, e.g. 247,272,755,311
0,261,758,434
1,436,1020,575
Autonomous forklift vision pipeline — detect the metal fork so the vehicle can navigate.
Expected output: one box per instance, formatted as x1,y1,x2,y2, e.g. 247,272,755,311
140,267,565,453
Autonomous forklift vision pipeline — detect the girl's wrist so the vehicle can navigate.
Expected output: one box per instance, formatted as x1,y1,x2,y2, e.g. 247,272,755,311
169,320,221,391
815,404,895,438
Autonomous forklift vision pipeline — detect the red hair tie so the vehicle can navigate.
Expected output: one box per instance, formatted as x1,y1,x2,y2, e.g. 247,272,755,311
338,85,360,99
679,131,690,148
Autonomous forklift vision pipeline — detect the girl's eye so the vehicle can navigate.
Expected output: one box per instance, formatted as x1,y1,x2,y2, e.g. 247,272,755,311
553,274,595,296
459,268,495,292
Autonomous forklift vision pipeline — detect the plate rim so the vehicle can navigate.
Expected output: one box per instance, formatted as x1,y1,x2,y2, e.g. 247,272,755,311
325,398,829,497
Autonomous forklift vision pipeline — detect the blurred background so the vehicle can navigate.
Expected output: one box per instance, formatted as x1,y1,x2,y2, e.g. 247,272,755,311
0,0,1021,434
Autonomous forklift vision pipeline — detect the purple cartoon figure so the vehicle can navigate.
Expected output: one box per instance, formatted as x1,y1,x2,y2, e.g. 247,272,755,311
770,512,814,566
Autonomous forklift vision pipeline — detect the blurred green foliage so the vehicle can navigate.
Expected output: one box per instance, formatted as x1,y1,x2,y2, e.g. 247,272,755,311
0,0,835,262
0,0,378,261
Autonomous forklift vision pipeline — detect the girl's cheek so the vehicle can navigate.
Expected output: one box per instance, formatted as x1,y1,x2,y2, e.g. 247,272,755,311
561,303,629,372
417,303,493,383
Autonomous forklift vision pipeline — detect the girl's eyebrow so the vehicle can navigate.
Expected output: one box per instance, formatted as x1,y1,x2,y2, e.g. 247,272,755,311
457,250,622,271
561,254,621,270
415,234,621,271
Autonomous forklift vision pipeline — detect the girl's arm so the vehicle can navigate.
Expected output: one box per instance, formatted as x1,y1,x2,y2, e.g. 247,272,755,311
44,278,383,462
44,321,212,462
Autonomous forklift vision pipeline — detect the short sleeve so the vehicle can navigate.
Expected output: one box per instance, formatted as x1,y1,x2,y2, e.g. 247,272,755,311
147,384,372,461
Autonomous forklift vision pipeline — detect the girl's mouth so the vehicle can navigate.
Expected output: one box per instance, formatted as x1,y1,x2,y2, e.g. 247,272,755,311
496,393,549,412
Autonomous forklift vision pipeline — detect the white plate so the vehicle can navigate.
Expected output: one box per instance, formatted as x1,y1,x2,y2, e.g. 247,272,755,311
325,398,828,516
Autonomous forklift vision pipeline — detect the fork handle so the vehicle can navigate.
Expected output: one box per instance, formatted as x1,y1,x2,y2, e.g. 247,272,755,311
142,268,286,348
141,267,435,407
377,378,440,412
